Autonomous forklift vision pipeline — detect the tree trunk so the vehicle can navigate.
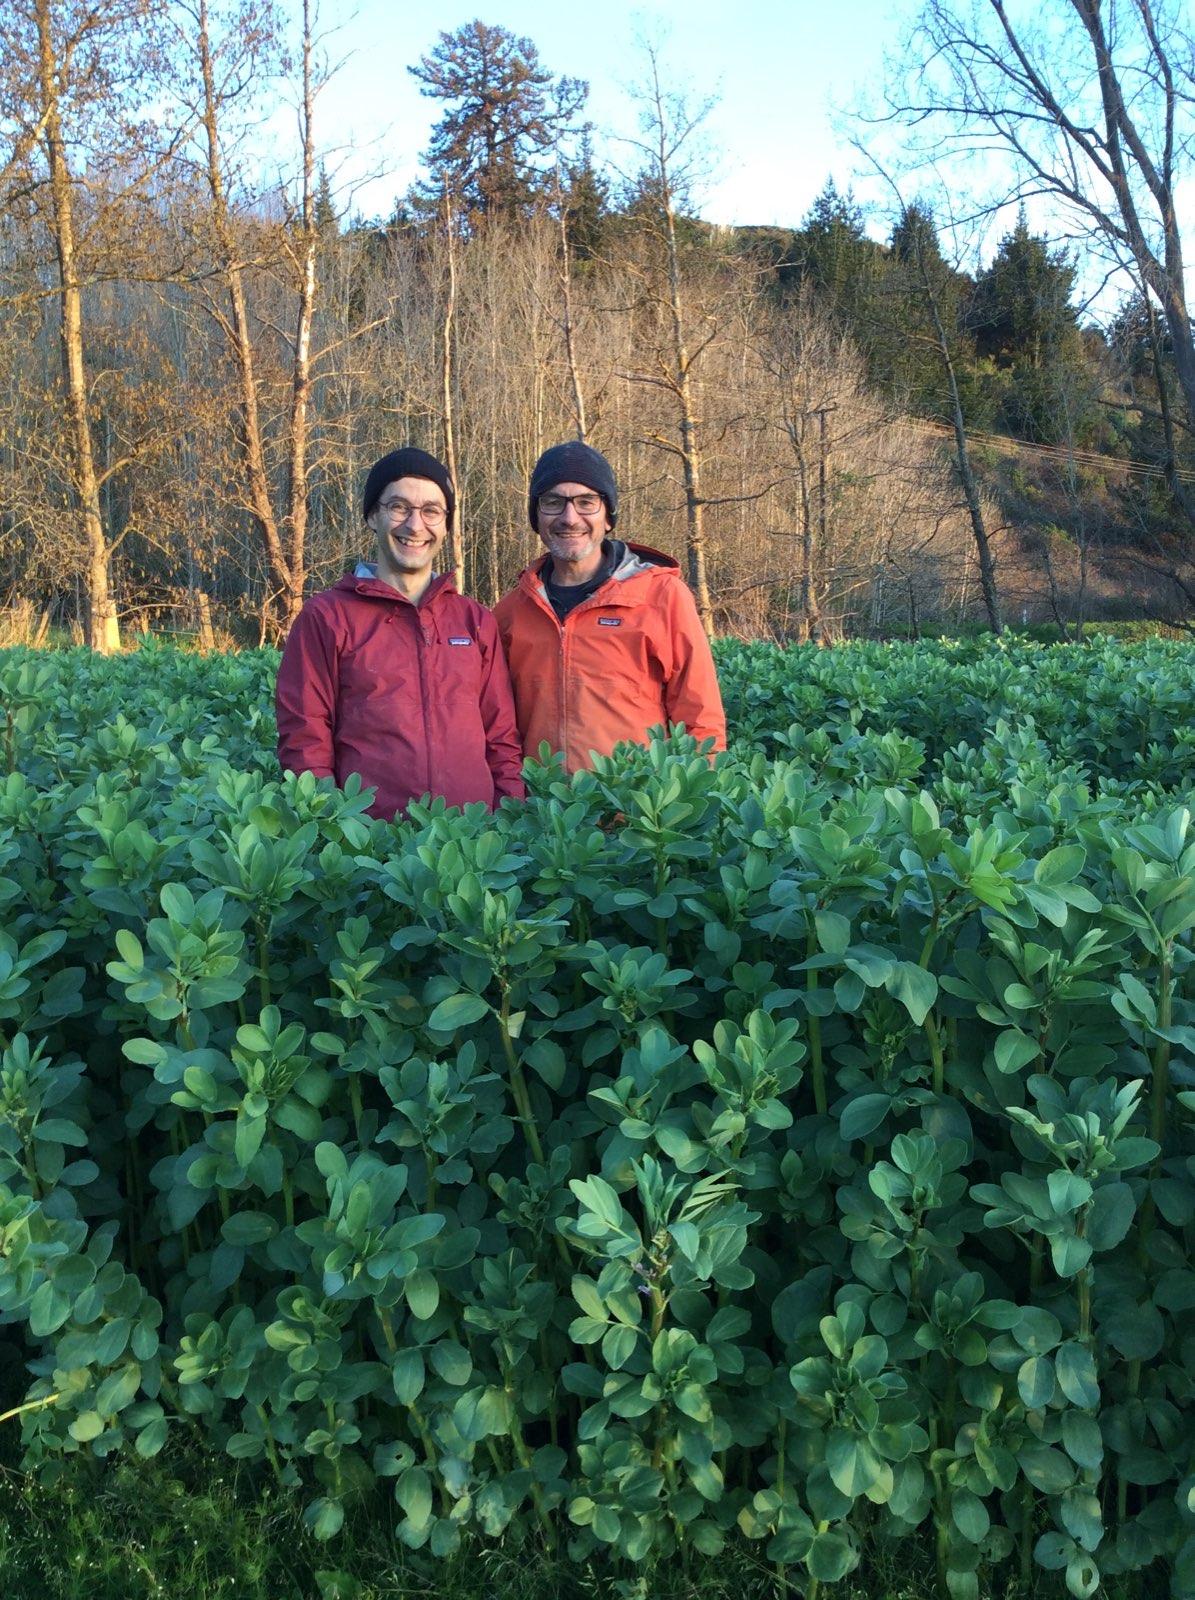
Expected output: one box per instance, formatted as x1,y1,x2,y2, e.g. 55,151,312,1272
1068,0,1195,430
440,186,464,590
195,0,293,627
1040,535,1070,640
663,194,713,635
557,182,588,442
809,408,828,645
282,0,317,630
37,0,119,653
786,411,822,644
800,500,818,642
487,407,500,607
635,47,716,637
196,590,216,652
944,349,1002,633
914,232,1002,631
1144,291,1195,529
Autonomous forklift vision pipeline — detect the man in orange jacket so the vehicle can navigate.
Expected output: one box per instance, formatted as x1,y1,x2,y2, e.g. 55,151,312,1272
494,442,726,772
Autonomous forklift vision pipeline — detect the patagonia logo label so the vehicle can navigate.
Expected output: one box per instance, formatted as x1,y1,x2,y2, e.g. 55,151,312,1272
598,617,622,627
448,636,473,646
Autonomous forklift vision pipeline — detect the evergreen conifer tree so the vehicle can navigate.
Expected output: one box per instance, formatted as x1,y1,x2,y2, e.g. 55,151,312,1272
409,21,587,221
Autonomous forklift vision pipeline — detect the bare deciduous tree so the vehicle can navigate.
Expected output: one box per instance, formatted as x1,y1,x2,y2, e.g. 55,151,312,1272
902,207,1003,631
1,0,166,650
438,185,464,589
891,0,1195,430
621,41,719,634
172,0,326,633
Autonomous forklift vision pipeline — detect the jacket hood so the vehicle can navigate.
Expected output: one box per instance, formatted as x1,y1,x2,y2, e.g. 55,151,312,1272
332,566,457,603
519,540,678,596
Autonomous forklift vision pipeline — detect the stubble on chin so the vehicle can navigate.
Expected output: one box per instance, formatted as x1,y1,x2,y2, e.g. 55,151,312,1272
548,534,600,566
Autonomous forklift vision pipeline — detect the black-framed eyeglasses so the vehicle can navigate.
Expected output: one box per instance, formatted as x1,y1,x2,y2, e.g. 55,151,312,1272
376,498,447,526
538,492,604,517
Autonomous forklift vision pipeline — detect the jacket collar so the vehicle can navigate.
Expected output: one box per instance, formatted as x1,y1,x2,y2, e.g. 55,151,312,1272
335,566,456,606
519,539,677,599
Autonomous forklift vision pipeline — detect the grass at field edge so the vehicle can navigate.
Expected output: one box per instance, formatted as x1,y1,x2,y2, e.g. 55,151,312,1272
0,1432,965,1600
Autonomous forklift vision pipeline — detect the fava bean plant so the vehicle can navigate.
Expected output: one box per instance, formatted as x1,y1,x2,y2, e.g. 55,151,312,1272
1,637,1194,1596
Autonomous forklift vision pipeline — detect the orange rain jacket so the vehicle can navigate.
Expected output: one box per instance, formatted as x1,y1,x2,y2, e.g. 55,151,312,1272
493,541,726,772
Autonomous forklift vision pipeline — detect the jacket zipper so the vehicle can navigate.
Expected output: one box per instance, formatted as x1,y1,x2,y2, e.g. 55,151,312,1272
531,575,629,764
559,614,569,760
417,599,432,797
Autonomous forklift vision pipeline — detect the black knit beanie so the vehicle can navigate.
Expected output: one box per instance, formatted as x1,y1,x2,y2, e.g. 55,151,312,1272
362,448,456,530
528,441,618,530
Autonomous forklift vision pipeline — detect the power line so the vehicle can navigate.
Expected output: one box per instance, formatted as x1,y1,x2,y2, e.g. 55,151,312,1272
904,416,1195,485
448,350,1195,487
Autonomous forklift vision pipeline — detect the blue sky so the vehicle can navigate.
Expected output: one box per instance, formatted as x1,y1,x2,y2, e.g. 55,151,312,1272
298,0,1191,318
313,0,918,231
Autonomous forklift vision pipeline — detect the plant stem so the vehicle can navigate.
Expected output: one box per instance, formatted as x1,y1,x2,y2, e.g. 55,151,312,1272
498,994,546,1165
919,911,940,969
775,1416,788,1598
1076,1203,1092,1345
379,1305,444,1499
1019,1480,1035,1588
378,1307,398,1354
20,1138,43,1200
349,1073,364,1145
1028,1235,1043,1295
0,1391,62,1426
655,852,670,957
540,1331,559,1448
924,1011,945,1097
807,1518,831,1600
1149,947,1173,1163
1119,1357,1141,1524
806,926,826,1115
254,1404,285,1485
650,1284,667,1342
649,1284,669,1471
256,916,271,1010
944,1364,958,1445
501,1361,556,1549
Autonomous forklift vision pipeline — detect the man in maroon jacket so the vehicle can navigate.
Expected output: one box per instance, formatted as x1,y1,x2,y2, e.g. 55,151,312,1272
275,447,525,819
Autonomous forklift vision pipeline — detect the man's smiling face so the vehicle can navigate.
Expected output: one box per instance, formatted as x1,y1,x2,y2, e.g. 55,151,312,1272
536,480,610,584
367,475,448,588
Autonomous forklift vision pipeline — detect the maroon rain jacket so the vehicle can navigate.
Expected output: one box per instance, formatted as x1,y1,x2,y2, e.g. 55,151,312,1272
275,567,525,819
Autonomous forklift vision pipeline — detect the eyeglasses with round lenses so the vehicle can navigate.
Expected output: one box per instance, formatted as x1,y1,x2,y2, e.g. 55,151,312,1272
376,498,447,527
538,492,604,517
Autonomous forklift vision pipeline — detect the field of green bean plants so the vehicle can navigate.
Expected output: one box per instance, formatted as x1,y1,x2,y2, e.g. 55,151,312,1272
2,635,1194,1598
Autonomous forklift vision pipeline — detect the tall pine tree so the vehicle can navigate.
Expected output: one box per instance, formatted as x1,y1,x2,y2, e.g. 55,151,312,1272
409,21,587,221
559,129,608,261
793,181,881,322
969,212,1079,371
872,202,976,420
968,212,1096,442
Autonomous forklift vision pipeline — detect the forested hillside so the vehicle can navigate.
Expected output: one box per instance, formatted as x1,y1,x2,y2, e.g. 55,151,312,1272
0,5,1191,648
